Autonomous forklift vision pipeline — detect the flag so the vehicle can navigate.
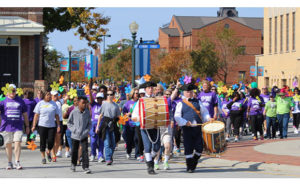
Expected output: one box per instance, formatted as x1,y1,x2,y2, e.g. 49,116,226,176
85,54,98,78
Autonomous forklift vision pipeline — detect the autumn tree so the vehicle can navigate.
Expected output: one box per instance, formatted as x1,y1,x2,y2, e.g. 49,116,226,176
190,37,219,78
44,48,64,84
103,39,132,61
43,8,110,49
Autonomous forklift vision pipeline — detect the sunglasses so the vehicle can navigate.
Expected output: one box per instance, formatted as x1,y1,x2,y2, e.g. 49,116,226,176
107,94,114,96
165,94,171,96
12,90,16,93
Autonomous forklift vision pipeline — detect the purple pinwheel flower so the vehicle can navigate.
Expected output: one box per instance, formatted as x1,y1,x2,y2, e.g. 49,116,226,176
206,77,213,82
293,80,298,88
196,78,201,83
184,75,192,84
84,63,91,71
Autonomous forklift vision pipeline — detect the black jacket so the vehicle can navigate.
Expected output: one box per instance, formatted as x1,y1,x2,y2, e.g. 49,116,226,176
98,116,119,141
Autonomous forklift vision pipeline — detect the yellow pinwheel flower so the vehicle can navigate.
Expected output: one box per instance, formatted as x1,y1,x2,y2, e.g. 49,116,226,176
227,88,234,96
217,87,223,94
67,88,77,99
222,86,228,93
1,83,13,95
16,88,23,97
50,81,60,91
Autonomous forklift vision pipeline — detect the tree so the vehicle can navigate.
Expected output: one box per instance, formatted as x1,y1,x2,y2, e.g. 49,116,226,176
152,50,193,83
215,26,245,83
43,48,64,84
72,48,90,61
190,37,220,78
103,39,132,61
43,8,110,49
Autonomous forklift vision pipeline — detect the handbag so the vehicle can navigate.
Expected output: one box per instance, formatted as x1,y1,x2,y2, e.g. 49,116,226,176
0,133,4,147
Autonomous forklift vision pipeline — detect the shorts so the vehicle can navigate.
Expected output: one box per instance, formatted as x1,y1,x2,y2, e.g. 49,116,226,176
0,131,23,145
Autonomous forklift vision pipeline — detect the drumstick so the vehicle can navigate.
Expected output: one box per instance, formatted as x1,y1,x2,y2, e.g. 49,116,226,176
190,123,205,126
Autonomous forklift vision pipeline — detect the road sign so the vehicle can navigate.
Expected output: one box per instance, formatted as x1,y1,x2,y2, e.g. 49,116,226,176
142,40,155,44
135,44,160,49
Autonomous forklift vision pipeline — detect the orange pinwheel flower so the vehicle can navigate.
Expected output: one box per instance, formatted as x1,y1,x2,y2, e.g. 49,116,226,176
27,141,37,151
119,115,129,125
59,76,64,85
144,74,151,82
288,90,294,97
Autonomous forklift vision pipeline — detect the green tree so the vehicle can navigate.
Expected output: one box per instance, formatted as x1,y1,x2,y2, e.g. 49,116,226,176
43,48,64,84
190,37,219,78
103,39,132,61
215,27,245,83
43,8,110,49
72,48,90,61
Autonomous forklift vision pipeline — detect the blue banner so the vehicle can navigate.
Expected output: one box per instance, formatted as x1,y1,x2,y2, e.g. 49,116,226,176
250,66,264,76
60,58,69,71
135,48,150,76
85,55,98,78
71,57,80,71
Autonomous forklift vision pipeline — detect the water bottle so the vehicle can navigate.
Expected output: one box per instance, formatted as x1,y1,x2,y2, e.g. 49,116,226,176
30,131,38,140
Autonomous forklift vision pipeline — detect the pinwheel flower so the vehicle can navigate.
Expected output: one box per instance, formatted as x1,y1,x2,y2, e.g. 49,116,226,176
67,88,77,99
184,75,192,84
0,94,6,101
256,96,262,103
293,80,298,88
210,81,215,86
119,115,129,125
206,77,213,82
227,88,234,96
144,74,151,82
16,88,23,97
217,87,223,94
50,81,60,91
232,84,239,90
294,95,300,102
159,81,167,90
125,86,131,94
222,86,228,93
59,86,64,93
135,77,146,85
59,76,64,85
217,81,224,87
198,83,203,91
27,141,37,151
288,90,294,97
179,76,185,85
196,78,201,83
84,63,91,71
1,83,13,95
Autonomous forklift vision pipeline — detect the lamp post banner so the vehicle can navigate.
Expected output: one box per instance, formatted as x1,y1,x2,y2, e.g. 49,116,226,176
71,57,80,71
85,54,98,78
135,48,150,76
60,58,69,71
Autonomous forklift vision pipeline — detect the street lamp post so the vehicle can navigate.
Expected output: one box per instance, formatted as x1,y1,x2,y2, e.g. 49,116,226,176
256,57,259,85
129,21,139,88
100,34,111,63
67,45,73,89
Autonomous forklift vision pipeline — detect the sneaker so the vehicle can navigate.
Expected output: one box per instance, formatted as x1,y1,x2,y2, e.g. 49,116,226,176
154,163,159,170
294,128,299,134
41,159,46,164
47,153,52,162
126,154,131,159
253,136,258,140
276,131,280,136
89,155,95,162
260,136,264,140
251,134,255,137
71,164,76,172
225,137,229,142
52,156,57,162
15,161,23,170
65,151,71,158
138,155,144,162
234,137,239,142
106,161,112,165
98,157,105,163
6,162,13,170
84,168,91,174
56,151,62,157
176,149,180,154
163,162,170,170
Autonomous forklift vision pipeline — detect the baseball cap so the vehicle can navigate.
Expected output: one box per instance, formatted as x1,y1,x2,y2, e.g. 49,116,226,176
139,88,146,94
96,92,104,98
9,84,16,89
51,90,58,95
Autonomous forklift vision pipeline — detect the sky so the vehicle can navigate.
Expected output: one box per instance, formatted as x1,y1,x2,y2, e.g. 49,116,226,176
48,7,264,57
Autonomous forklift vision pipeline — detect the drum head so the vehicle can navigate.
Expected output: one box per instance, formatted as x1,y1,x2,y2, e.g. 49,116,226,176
0,134,4,147
203,122,224,133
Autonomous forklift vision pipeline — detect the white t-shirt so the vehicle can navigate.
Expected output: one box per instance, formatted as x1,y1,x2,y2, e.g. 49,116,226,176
34,100,59,128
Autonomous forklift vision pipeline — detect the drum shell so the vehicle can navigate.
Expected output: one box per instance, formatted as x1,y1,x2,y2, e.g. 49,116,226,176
202,121,226,154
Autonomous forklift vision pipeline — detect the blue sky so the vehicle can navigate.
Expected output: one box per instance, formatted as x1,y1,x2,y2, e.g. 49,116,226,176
48,7,263,57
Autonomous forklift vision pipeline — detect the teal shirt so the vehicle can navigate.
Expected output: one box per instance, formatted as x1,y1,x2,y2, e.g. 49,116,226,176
275,96,294,114
265,101,277,117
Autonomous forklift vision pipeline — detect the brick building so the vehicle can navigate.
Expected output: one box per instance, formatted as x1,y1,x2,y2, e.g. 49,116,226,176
158,8,263,84
0,8,44,89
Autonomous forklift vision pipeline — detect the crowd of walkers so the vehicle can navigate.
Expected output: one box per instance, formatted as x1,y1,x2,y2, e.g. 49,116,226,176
0,78,299,174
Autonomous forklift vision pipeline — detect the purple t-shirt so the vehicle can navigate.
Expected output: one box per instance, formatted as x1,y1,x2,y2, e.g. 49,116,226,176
34,97,42,104
122,100,136,127
0,96,27,132
91,102,102,123
247,96,265,115
221,100,231,118
197,91,218,117
230,99,244,111
23,98,37,122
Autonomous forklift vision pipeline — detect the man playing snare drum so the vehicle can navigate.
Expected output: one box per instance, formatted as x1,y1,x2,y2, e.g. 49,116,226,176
174,84,211,173
131,81,171,175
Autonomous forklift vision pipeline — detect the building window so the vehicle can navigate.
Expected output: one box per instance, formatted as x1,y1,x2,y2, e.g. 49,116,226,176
239,46,246,55
280,15,283,52
261,47,264,54
274,16,277,53
265,77,270,88
224,24,230,29
238,71,246,81
292,12,296,51
269,18,272,54
286,13,289,52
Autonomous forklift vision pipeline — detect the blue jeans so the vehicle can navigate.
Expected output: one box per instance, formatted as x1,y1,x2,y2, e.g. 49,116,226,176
266,116,277,138
66,129,72,150
90,122,104,159
277,113,290,138
104,128,115,161
122,124,137,156
140,129,161,154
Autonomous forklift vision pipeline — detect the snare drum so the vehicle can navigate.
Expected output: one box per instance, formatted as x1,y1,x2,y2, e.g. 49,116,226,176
139,96,170,129
202,121,226,154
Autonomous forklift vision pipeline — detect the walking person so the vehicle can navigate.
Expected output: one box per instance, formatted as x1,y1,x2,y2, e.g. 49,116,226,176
263,95,277,139
221,94,231,141
0,84,30,170
67,96,92,173
292,88,300,134
23,89,37,143
52,90,63,162
32,90,61,164
96,89,121,166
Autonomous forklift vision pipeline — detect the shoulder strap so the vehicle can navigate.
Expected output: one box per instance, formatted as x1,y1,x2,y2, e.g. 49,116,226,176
182,99,202,121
